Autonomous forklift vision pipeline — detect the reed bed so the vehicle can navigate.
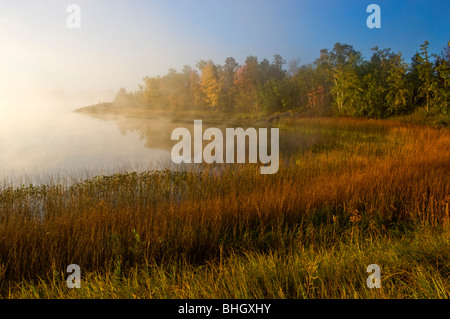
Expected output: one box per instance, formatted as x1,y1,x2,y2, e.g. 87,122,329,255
0,117,449,298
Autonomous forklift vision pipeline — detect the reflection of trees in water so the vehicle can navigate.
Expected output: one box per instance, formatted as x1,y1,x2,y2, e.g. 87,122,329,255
79,112,323,157
82,113,185,151
114,117,180,151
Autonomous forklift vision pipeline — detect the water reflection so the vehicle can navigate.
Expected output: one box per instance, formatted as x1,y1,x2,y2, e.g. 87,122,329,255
0,94,171,186
78,111,323,167
0,92,323,187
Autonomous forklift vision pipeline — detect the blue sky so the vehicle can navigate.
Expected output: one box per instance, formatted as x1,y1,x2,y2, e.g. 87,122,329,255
0,0,448,94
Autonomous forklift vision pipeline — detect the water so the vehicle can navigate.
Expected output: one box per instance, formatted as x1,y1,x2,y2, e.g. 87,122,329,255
0,92,171,187
0,91,322,187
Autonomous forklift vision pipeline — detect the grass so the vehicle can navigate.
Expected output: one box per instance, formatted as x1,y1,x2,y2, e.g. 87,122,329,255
0,117,449,298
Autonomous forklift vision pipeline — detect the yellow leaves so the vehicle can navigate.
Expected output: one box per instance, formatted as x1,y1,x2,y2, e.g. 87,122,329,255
200,63,220,108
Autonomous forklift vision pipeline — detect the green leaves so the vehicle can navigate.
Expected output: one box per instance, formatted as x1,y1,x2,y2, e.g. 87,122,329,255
102,40,448,119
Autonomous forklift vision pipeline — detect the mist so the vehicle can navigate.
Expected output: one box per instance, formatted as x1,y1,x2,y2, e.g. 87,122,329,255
0,91,171,186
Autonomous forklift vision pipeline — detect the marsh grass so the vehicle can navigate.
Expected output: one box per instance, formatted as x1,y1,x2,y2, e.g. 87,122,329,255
0,117,449,298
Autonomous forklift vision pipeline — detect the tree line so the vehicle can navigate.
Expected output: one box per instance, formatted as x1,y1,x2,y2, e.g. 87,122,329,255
114,41,450,118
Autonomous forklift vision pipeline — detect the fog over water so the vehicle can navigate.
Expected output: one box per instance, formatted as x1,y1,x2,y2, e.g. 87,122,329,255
0,91,171,186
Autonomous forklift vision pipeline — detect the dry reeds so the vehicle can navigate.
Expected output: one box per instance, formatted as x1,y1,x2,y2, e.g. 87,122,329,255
1,117,449,298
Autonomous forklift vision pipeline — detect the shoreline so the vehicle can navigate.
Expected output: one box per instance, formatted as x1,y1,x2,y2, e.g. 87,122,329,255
74,101,450,129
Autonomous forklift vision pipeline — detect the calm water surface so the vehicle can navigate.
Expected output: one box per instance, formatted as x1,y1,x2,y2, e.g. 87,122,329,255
0,92,320,187
0,93,171,186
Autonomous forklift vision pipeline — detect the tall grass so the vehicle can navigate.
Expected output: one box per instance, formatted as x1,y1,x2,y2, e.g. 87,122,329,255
0,117,449,298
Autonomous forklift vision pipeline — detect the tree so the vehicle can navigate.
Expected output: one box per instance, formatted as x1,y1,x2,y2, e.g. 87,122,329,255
189,68,204,109
412,41,449,115
409,52,423,108
361,47,411,117
199,61,220,109
142,76,163,108
163,68,186,110
328,43,364,114
431,43,450,114
312,49,334,111
181,65,197,109
234,56,260,112
258,78,289,113
222,57,239,87
417,41,434,112
270,54,286,81
218,57,239,112
258,58,271,83
331,56,364,115
385,52,411,116
291,64,311,110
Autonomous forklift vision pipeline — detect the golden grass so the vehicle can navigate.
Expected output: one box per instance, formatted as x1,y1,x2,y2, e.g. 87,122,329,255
0,117,449,298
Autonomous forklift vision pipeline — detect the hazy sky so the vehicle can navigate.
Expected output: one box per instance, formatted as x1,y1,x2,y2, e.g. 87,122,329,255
0,0,449,95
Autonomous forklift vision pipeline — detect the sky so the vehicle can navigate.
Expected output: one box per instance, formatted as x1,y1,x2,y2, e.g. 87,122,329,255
0,0,449,97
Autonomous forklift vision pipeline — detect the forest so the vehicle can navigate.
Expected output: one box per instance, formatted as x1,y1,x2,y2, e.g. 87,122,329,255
112,41,450,119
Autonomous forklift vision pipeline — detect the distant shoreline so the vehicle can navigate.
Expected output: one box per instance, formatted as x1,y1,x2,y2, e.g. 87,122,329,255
74,101,450,129
74,102,115,114
73,101,301,126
